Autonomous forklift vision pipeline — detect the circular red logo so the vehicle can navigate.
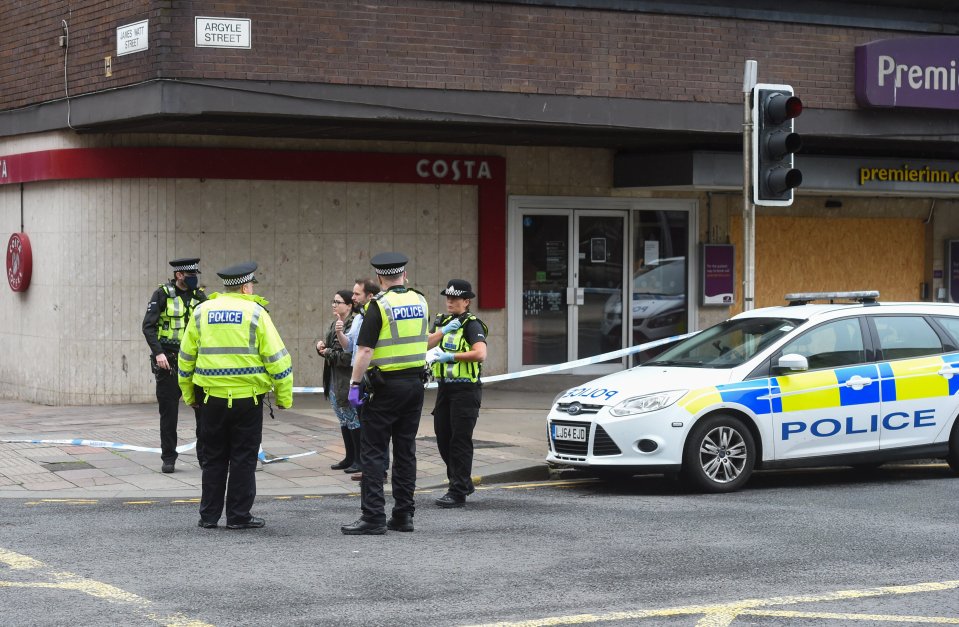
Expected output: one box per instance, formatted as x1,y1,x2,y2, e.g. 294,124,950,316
6,232,32,292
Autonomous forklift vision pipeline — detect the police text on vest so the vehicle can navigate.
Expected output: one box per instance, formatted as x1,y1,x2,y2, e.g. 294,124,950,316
392,305,425,320
208,310,243,324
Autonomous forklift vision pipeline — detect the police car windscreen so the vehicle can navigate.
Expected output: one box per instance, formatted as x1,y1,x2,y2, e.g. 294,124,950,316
646,318,801,368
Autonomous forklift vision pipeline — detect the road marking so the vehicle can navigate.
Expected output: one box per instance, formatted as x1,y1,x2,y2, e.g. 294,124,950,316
0,547,44,570
123,500,157,505
462,579,959,627
0,546,214,626
25,498,98,506
502,479,598,490
743,609,959,623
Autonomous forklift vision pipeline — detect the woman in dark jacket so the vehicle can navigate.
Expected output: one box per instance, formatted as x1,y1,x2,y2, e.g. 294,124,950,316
316,289,360,472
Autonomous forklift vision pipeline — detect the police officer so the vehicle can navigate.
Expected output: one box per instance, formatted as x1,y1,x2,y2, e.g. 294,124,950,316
428,279,488,508
177,262,293,530
142,257,207,473
342,252,429,535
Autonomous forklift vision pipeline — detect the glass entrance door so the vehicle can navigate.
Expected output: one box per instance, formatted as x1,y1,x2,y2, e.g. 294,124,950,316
519,210,626,372
628,209,690,363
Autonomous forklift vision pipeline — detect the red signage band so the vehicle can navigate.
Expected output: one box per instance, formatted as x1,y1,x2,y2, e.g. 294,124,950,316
0,148,506,307
6,232,32,292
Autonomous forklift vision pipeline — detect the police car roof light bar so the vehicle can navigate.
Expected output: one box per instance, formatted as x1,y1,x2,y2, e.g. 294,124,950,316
784,290,880,306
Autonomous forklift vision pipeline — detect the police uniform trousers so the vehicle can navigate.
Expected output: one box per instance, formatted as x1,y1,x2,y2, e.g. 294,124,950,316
359,373,424,524
432,382,482,497
155,350,205,466
198,394,263,526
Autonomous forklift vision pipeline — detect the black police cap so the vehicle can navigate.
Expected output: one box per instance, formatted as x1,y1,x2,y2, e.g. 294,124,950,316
217,261,259,286
370,252,409,276
441,279,475,299
169,257,201,273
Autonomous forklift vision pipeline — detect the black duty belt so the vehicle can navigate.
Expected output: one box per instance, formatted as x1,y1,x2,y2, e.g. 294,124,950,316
379,368,425,379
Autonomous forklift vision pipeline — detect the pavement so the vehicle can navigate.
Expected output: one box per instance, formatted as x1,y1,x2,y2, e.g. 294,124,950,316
0,375,591,499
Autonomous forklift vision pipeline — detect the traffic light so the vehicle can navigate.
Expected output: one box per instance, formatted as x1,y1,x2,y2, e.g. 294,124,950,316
752,84,802,206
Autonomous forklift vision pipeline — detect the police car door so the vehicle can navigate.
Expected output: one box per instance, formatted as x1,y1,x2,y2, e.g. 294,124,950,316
770,317,880,459
868,315,958,451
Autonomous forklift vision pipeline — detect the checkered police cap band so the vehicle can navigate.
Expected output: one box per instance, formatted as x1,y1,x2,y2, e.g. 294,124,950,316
374,265,406,276
172,262,200,272
222,272,255,286
442,286,468,296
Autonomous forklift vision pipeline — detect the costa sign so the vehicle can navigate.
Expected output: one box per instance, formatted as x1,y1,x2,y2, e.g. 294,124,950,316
6,232,32,292
416,158,493,182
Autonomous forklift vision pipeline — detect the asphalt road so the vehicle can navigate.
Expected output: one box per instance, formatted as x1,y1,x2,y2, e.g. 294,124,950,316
2,464,958,627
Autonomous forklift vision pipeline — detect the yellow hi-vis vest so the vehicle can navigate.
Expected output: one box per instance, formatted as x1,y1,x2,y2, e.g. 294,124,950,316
177,292,293,407
157,283,202,346
432,313,488,383
369,288,429,372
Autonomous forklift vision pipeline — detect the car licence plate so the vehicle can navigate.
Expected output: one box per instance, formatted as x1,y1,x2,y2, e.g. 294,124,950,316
553,424,587,442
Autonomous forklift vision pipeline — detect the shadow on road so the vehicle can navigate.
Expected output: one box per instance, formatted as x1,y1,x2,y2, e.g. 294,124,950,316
552,463,957,496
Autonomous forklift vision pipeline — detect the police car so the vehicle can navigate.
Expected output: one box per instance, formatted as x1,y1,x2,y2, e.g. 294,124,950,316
547,291,959,492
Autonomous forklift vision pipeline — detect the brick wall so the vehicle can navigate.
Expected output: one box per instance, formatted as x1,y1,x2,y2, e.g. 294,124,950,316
1,1,909,113
1,1,158,110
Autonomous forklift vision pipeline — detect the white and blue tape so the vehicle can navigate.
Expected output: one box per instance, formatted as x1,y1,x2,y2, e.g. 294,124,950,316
0,437,197,454
292,330,699,393
257,447,317,464
1,333,698,459
0,437,316,465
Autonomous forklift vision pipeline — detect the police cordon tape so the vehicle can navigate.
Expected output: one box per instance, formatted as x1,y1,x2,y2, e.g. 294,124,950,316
0,332,699,461
0,437,316,465
291,330,700,394
0,438,198,454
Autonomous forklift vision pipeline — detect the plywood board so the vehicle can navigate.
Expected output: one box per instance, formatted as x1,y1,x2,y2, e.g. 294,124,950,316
729,215,925,310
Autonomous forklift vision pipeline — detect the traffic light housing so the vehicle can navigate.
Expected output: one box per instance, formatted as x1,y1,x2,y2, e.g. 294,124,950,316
752,84,802,206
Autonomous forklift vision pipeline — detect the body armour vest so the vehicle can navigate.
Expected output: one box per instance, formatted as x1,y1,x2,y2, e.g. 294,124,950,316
157,283,202,346
432,313,488,383
369,288,429,371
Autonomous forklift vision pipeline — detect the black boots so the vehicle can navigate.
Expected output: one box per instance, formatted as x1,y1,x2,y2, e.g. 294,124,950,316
387,513,414,532
341,518,386,535
435,493,466,508
342,428,362,474
330,426,354,470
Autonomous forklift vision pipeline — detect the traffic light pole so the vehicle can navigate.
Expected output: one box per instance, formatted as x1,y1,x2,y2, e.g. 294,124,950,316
742,60,757,312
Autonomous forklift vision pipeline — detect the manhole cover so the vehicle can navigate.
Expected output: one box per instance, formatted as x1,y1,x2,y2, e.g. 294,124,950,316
42,461,94,471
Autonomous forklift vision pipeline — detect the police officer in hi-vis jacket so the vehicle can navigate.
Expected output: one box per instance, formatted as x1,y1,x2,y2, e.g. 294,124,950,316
342,252,429,535
142,257,207,473
178,261,293,530
428,279,487,508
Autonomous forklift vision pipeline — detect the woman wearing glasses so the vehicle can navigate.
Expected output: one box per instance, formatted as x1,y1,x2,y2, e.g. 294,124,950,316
316,289,361,473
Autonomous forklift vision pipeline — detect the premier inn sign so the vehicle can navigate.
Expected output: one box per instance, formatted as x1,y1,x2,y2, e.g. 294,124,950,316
855,36,959,110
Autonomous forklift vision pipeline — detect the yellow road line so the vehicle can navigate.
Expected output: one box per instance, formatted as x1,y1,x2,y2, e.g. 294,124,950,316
744,609,959,623
462,579,959,627
123,500,156,505
25,500,98,506
0,547,44,570
0,546,214,626
501,479,598,490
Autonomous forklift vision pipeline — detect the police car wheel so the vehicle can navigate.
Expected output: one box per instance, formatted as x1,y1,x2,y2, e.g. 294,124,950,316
947,421,959,473
682,415,755,493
